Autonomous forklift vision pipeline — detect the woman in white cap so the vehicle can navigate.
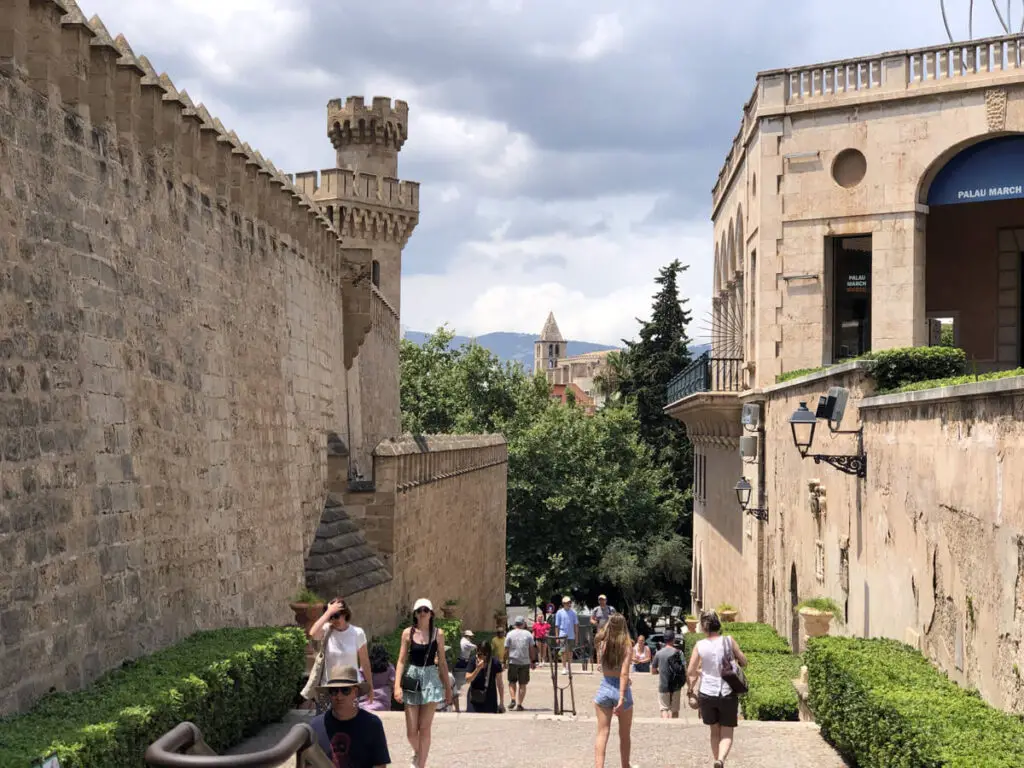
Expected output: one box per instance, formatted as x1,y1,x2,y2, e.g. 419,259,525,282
394,598,453,768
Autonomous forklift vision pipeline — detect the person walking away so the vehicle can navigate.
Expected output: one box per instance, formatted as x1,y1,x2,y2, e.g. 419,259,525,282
465,642,505,713
650,630,685,719
451,630,476,713
632,634,652,673
590,594,615,668
308,597,374,714
394,599,453,768
592,614,633,768
686,610,747,767
554,596,579,676
532,610,551,663
310,665,391,767
504,616,537,711
360,644,397,712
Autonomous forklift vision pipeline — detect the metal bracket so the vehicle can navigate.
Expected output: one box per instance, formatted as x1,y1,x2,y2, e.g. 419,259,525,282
745,507,769,522
811,453,867,478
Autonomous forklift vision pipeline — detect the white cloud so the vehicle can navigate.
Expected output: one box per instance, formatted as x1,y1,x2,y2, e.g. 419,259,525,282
573,14,625,61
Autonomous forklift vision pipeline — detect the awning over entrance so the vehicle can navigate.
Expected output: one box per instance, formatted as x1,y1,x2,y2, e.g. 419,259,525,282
928,135,1024,206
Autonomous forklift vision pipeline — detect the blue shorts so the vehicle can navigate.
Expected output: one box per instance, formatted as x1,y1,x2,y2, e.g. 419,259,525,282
594,675,633,710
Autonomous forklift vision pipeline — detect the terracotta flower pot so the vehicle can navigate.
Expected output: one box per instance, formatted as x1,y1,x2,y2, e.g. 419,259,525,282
685,619,698,634
289,602,325,633
442,603,462,620
799,607,833,642
719,610,738,624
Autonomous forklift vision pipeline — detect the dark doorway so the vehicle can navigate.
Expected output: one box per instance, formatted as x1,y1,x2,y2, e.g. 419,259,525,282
832,235,872,361
789,564,799,652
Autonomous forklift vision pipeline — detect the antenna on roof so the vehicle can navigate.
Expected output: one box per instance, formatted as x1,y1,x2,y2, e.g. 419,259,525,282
940,0,1021,42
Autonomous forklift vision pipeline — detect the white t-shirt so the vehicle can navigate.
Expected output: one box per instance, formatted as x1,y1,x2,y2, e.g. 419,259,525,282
321,625,368,683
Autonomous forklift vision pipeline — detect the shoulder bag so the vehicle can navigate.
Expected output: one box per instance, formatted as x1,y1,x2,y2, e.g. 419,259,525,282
401,630,436,695
469,657,493,706
300,626,331,700
721,635,749,695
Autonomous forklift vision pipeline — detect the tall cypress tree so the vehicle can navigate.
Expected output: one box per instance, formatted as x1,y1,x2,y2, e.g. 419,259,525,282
620,260,693,507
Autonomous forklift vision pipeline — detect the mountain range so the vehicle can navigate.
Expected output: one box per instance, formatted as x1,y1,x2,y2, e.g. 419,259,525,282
402,329,710,370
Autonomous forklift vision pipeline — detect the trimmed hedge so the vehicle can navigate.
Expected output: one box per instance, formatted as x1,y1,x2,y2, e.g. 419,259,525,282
682,623,799,721
0,626,306,768
864,346,966,392
373,617,463,668
805,636,1024,767
894,367,1024,394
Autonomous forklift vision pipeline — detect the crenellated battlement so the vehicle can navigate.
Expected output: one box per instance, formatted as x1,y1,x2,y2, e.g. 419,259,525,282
327,95,408,153
0,0,371,316
291,168,420,212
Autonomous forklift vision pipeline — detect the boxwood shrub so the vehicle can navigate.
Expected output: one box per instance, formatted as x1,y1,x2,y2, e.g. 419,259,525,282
865,346,966,392
805,636,1024,767
681,622,799,721
0,626,306,768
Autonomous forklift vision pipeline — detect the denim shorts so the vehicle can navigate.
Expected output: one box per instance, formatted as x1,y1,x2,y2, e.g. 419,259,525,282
594,675,633,710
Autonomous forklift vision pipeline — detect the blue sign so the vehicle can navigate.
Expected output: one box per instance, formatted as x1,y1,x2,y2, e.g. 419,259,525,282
928,135,1024,206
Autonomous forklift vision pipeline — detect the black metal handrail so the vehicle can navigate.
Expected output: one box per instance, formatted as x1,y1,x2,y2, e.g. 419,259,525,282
144,721,332,768
665,352,745,403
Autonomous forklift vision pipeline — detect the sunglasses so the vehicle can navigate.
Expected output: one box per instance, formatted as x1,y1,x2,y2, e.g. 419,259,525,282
415,607,432,614
331,685,356,696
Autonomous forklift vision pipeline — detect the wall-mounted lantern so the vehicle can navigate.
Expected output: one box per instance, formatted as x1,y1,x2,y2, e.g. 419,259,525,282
734,477,768,522
787,388,867,478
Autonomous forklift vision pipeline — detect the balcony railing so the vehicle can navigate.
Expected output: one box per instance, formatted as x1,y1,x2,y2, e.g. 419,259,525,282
666,352,745,404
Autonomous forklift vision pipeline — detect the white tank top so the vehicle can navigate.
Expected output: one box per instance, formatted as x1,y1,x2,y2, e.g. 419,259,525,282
697,635,732,696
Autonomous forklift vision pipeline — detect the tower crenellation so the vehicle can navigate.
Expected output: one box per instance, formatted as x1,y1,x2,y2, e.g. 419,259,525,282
327,95,408,177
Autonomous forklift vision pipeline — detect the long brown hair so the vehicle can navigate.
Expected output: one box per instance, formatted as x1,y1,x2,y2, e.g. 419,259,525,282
596,614,631,672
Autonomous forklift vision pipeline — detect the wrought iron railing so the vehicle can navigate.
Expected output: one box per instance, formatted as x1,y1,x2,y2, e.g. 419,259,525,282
665,352,745,403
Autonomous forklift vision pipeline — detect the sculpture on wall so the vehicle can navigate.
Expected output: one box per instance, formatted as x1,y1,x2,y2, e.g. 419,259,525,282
940,0,1024,41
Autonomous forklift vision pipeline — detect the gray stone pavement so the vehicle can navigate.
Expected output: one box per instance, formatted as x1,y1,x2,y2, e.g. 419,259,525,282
229,664,848,767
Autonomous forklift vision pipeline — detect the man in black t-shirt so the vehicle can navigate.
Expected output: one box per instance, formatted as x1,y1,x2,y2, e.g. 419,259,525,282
311,665,391,767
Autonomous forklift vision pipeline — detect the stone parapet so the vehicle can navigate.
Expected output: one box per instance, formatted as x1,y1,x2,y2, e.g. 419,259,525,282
375,434,509,493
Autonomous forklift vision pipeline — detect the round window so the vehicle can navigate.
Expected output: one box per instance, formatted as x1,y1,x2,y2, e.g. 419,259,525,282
832,149,867,188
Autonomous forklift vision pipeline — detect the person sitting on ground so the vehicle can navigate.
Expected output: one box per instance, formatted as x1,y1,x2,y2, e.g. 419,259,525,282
504,616,537,711
465,642,505,713
651,630,684,719
311,664,391,767
360,643,396,712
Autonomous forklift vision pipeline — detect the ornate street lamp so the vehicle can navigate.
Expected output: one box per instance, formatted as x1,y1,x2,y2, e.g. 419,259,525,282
787,399,867,478
788,402,818,458
734,476,768,522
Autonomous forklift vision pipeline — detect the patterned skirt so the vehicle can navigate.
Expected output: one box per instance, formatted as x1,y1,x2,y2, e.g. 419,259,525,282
402,664,445,706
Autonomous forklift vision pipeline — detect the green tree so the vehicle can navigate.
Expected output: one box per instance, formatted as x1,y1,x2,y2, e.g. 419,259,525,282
600,533,691,628
505,401,685,604
619,260,694,501
399,326,548,436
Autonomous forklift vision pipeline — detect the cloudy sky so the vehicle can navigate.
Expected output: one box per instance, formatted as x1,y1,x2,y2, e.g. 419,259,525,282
80,0,1014,345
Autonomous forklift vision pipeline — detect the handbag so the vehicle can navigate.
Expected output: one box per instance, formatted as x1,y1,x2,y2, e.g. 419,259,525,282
721,635,749,695
401,631,436,695
469,657,492,706
300,626,332,700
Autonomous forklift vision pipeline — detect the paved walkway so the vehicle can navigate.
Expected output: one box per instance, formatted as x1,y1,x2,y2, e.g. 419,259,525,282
229,665,848,767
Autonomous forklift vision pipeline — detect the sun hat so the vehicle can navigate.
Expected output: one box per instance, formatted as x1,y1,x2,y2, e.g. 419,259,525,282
598,594,607,600
463,629,474,638
318,665,369,696
413,598,433,613
562,596,571,604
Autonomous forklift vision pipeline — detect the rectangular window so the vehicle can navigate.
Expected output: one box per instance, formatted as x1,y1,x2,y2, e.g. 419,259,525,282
832,235,872,361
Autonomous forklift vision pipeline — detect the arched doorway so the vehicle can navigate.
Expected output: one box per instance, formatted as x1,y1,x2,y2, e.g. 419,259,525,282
923,135,1024,370
789,564,799,652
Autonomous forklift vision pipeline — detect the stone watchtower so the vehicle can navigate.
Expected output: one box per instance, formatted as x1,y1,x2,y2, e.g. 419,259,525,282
534,311,565,375
292,97,419,476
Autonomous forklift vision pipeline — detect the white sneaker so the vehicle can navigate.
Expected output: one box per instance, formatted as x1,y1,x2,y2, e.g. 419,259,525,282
410,754,418,768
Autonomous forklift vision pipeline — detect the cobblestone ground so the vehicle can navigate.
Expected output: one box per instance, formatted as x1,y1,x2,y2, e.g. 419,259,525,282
229,665,848,767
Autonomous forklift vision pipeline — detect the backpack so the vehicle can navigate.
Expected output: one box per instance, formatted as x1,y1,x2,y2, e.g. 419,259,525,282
665,649,687,692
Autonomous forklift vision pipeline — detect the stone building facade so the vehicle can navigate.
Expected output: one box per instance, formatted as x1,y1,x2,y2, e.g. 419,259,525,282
667,33,1024,712
0,0,506,716
534,312,617,407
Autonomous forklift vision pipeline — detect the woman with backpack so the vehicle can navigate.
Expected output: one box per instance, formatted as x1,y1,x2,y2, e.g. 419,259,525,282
592,613,634,768
686,610,748,768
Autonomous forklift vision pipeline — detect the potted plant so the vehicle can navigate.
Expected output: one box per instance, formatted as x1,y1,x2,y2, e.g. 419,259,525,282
289,587,326,633
685,614,698,634
494,604,508,630
441,598,461,620
717,603,738,623
796,597,843,640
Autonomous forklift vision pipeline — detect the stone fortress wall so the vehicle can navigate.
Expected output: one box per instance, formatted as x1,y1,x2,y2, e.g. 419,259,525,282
0,0,507,716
